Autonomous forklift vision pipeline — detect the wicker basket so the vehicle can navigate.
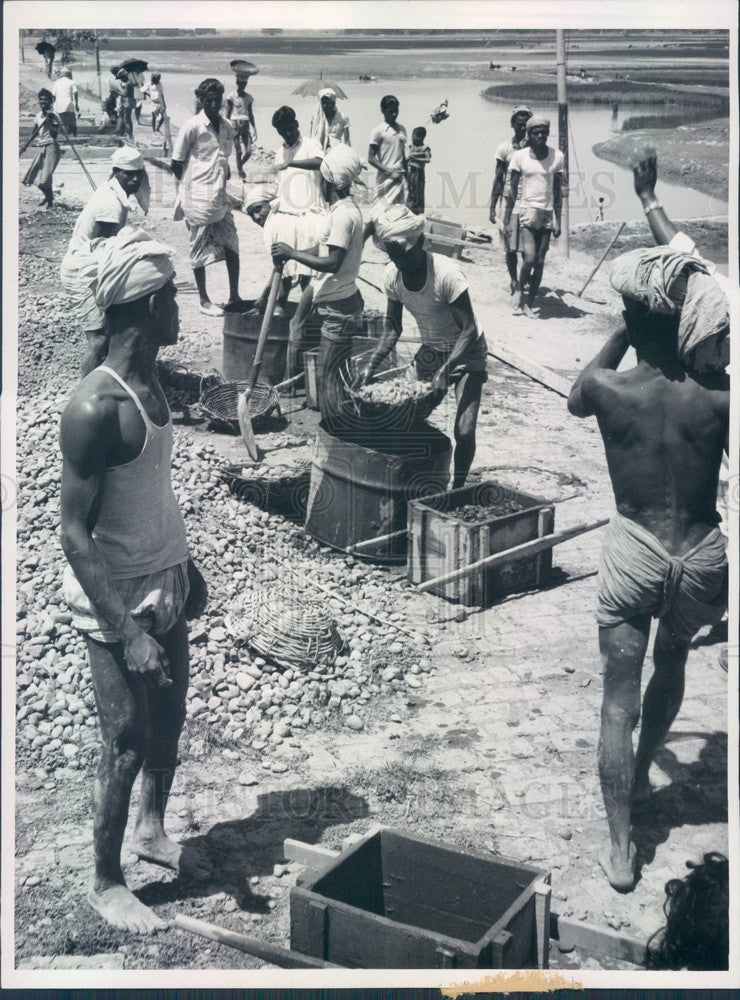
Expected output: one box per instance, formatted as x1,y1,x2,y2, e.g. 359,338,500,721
219,461,311,520
340,355,445,434
200,379,280,433
226,588,345,671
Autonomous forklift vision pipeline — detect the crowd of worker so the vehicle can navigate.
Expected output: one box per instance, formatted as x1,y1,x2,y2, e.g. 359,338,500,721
17,53,731,961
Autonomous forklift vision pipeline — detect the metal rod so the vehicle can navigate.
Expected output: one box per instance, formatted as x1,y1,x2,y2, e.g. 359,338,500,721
416,518,608,593
347,528,408,554
273,371,305,393
173,914,340,969
310,577,431,645
56,117,98,192
577,221,626,296
556,29,570,258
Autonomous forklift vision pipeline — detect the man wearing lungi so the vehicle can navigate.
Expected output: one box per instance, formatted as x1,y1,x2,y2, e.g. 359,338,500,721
368,95,408,208
489,105,532,294
568,247,729,893
22,88,61,209
171,78,245,317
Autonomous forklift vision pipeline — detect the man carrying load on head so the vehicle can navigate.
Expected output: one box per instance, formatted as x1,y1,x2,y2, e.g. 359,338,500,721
60,227,210,934
271,145,366,421
171,77,246,317
357,205,488,489
568,242,729,894
61,145,151,375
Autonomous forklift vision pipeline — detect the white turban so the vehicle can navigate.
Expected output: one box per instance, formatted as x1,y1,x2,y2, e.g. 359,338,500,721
318,87,336,101
244,181,278,211
111,145,146,171
372,204,425,250
95,227,175,312
319,145,364,189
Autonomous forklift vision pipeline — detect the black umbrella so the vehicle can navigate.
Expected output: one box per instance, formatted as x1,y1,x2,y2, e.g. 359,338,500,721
36,41,54,55
121,58,149,74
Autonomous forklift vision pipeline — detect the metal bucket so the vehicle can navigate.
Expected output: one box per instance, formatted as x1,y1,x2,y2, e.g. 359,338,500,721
222,301,321,385
305,423,452,563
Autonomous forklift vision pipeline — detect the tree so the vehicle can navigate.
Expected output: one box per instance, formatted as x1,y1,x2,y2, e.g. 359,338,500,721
39,29,97,64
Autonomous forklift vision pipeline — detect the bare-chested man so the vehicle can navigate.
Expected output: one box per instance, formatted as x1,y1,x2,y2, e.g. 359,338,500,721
568,290,729,892
60,228,211,933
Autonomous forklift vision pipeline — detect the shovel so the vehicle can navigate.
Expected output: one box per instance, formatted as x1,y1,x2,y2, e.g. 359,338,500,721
237,266,283,460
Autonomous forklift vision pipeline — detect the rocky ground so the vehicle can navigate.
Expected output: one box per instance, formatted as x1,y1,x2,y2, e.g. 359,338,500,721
10,95,730,975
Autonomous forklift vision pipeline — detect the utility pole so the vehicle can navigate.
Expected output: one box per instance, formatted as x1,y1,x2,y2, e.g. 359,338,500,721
95,30,102,101
555,29,570,258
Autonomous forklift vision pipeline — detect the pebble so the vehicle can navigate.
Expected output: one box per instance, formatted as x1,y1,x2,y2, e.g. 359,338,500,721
345,715,364,731
564,665,576,674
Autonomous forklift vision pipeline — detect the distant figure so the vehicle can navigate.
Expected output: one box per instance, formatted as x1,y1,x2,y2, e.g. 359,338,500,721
489,104,532,293
130,69,146,125
310,88,350,152
142,73,165,133
37,40,56,78
225,72,257,180
52,67,80,137
171,78,245,317
646,854,728,969
406,126,431,214
504,116,564,317
368,95,407,208
612,101,619,116
22,88,61,209
116,70,135,140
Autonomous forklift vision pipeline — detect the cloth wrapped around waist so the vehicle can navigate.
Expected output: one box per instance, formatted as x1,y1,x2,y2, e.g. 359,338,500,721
597,511,727,641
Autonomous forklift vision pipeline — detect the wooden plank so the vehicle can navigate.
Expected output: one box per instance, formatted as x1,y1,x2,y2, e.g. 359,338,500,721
173,914,339,969
533,878,552,970
550,912,647,966
487,341,573,398
283,838,339,868
416,518,609,594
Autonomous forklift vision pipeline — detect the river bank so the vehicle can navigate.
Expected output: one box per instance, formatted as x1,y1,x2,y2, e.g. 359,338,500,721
592,119,729,201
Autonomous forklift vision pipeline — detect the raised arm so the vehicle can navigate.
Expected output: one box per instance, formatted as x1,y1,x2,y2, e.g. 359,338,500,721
633,153,678,246
59,395,171,685
568,326,630,418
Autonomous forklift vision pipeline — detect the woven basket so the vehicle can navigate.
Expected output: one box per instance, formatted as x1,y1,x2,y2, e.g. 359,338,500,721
200,380,279,433
340,355,445,434
219,461,311,519
226,588,345,671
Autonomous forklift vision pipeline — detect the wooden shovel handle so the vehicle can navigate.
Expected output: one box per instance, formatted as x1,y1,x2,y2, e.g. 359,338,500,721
248,267,283,396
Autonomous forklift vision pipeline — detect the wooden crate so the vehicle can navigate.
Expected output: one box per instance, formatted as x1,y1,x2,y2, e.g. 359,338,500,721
407,480,555,606
425,218,467,259
291,828,551,969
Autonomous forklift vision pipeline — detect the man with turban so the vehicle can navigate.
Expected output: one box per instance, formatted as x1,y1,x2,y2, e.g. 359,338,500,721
489,105,532,293
61,145,151,375
171,78,245,317
60,227,211,934
309,88,351,152
567,252,729,893
271,144,366,419
504,116,564,316
357,204,488,489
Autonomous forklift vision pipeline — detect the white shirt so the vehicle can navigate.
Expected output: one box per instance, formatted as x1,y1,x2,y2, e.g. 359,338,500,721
52,77,78,114
369,121,407,179
384,252,477,352
68,177,131,251
313,198,364,304
509,146,565,212
172,110,234,226
274,134,325,215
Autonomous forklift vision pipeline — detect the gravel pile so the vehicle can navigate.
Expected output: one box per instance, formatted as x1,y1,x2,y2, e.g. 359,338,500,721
15,206,440,776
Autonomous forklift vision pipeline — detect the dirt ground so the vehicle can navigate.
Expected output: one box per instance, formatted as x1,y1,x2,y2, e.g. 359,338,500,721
12,77,729,975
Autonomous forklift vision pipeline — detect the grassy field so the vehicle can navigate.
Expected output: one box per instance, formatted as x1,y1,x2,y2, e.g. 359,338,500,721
483,80,728,110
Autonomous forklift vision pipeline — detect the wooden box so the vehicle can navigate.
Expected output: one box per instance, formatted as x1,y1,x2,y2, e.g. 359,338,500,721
425,218,467,259
291,828,550,969
407,480,555,606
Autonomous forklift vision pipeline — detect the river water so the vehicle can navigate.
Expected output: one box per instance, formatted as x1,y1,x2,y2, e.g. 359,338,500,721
73,53,727,230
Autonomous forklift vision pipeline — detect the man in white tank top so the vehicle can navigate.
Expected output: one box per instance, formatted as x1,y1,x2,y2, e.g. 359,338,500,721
60,228,210,933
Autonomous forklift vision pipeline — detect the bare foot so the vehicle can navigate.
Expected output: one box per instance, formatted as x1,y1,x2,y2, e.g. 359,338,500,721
512,302,524,316
522,303,536,318
599,841,637,893
131,832,212,881
88,884,167,934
